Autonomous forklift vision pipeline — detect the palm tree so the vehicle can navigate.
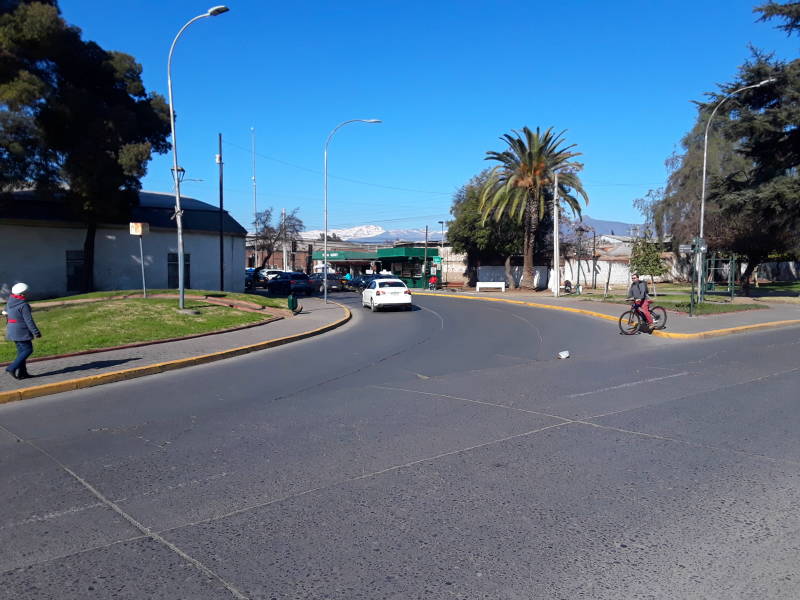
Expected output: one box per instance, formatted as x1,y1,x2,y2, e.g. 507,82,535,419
480,126,588,288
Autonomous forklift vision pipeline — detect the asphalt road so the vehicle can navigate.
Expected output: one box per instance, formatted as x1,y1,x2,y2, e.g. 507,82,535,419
1,292,799,599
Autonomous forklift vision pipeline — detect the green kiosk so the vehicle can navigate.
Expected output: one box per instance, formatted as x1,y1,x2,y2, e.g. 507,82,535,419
376,247,440,289
311,247,440,289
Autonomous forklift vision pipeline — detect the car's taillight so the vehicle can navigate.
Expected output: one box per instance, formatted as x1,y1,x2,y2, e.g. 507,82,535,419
376,290,383,295
290,280,297,284
404,290,412,295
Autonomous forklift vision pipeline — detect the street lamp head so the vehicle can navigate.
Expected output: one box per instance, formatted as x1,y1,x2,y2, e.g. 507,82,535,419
363,119,382,124
757,78,777,86
207,5,230,16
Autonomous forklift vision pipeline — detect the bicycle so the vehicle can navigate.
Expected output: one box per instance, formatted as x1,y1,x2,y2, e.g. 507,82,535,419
618,300,667,335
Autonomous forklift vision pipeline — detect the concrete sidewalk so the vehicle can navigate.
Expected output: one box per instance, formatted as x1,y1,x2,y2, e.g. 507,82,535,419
0,297,350,402
418,289,800,338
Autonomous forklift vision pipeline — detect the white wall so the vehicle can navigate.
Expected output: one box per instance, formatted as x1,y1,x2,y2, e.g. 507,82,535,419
1,223,245,299
0,223,85,299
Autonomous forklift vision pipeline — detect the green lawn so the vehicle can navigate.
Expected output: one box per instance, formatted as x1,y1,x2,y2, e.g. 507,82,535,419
37,288,287,309
1,298,272,362
745,282,800,297
654,300,766,315
579,292,765,314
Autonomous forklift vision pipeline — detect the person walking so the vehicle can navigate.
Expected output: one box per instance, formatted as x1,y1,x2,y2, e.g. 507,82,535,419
3,283,41,380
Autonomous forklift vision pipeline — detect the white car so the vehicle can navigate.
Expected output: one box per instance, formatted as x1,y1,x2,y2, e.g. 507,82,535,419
362,278,413,311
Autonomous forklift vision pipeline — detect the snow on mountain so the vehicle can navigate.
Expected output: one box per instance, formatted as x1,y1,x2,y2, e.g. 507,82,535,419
350,228,445,243
300,224,385,241
298,216,639,244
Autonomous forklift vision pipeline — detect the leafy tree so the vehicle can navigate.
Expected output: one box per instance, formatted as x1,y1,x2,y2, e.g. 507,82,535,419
756,1,800,35
449,170,524,287
318,232,342,241
629,231,667,296
480,127,588,288
643,49,799,293
0,0,170,291
253,208,304,268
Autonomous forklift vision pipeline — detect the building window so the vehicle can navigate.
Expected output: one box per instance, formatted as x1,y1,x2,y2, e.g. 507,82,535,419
168,253,190,289
66,250,85,292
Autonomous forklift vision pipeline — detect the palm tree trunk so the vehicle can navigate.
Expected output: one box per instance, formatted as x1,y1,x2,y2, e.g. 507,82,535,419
521,204,535,289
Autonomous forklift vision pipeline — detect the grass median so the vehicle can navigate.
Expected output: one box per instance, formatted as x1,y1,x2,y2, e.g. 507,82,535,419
578,292,766,315
46,288,287,309
1,296,279,362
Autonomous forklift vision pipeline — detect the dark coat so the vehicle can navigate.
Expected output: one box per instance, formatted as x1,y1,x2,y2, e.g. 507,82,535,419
628,280,650,300
4,295,41,341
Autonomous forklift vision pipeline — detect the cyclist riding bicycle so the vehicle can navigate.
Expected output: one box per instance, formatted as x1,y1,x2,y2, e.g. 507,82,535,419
627,273,654,330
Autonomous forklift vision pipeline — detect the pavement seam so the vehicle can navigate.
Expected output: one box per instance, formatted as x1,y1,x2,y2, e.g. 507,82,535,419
157,421,572,537
0,534,149,577
415,291,800,338
0,303,352,405
371,383,800,470
0,423,249,599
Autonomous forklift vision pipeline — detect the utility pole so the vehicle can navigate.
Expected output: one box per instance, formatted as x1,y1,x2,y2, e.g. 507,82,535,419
216,133,224,290
424,225,429,283
251,127,257,266
281,208,288,271
552,171,560,297
438,220,446,284
251,127,257,228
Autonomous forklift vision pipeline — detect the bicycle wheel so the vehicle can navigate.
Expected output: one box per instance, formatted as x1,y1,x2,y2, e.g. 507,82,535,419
618,310,641,335
650,306,667,329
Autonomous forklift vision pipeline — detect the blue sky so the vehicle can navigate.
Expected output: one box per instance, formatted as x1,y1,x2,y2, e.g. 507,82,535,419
58,0,797,233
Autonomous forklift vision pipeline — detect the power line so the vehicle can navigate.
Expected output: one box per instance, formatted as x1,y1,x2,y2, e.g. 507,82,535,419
223,140,451,196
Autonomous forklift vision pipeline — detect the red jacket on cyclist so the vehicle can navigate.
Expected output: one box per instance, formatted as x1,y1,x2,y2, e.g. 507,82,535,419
627,274,653,324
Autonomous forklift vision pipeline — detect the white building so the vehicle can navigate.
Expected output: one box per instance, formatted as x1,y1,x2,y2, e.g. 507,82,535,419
1,191,246,299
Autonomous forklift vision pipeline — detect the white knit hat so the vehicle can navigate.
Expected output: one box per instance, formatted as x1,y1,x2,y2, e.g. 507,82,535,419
11,282,29,295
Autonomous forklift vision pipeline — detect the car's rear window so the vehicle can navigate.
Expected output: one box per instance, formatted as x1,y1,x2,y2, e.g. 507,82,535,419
291,274,309,280
379,282,405,288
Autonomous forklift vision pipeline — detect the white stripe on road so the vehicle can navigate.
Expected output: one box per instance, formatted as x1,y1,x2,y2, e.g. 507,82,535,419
567,371,690,398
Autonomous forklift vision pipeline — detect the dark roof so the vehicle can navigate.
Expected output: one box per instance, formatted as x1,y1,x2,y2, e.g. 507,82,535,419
0,190,246,236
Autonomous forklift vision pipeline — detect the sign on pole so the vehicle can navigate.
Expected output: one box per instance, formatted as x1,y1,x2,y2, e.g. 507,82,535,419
129,222,149,298
130,222,149,236
678,244,692,253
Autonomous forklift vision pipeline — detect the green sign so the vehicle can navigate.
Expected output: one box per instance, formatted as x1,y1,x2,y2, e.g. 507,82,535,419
433,256,442,264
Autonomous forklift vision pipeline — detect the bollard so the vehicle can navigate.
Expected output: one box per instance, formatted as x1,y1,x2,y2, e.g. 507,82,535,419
287,293,297,312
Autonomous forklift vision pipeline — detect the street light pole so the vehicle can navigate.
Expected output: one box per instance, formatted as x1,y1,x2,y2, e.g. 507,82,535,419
438,220,445,284
323,118,381,303
552,170,560,297
697,77,774,301
167,5,230,309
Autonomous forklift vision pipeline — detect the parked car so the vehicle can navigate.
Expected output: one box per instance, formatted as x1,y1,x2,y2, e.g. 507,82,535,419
361,278,413,311
256,269,283,287
309,273,342,292
245,268,256,290
351,273,395,291
265,271,315,296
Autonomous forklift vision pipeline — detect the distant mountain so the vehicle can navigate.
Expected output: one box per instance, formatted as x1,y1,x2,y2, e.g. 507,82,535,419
574,216,642,237
301,225,444,243
300,216,640,244
300,224,385,241
350,228,445,243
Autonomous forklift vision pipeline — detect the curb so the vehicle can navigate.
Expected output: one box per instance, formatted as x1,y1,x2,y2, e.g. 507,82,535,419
414,292,800,339
0,303,351,405
0,316,285,368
